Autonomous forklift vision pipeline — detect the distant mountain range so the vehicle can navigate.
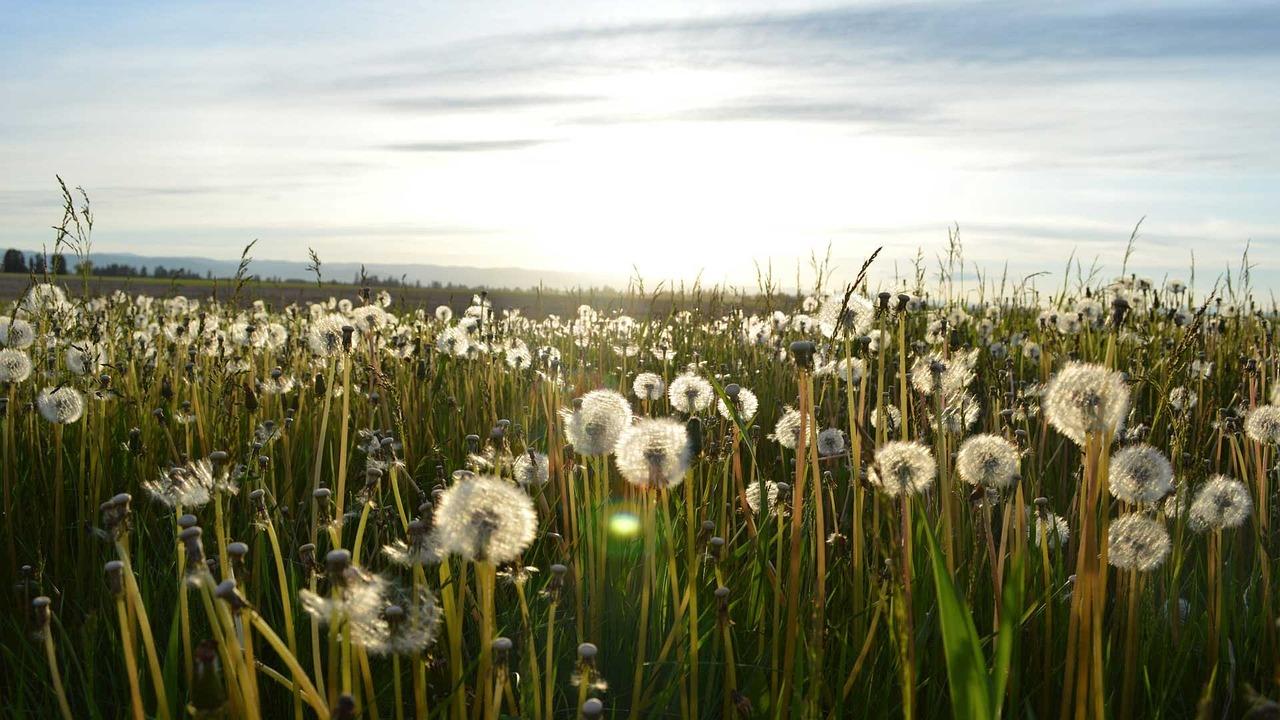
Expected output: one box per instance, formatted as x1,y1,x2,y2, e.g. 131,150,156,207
13,249,628,290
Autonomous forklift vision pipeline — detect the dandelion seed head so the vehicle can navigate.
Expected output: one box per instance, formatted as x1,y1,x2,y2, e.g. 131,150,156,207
956,434,1020,490
560,390,631,456
1043,362,1129,445
717,386,758,422
631,372,665,401
0,317,35,349
668,373,713,414
430,475,537,563
744,480,782,516
1107,514,1170,572
869,441,936,497
817,428,845,458
1108,444,1175,504
1189,475,1252,531
513,450,549,487
614,417,691,490
0,349,32,383
1244,405,1280,445
37,386,83,424
769,406,812,449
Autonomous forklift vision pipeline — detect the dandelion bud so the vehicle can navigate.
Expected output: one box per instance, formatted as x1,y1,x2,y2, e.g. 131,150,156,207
326,549,352,578
298,543,317,572
708,536,725,561
180,526,205,566
493,636,513,666
127,427,143,455
104,560,125,596
725,383,740,400
1111,297,1130,327
896,293,911,312
227,542,249,575
789,340,816,369
314,373,327,397
209,450,229,467
581,698,605,718
32,596,51,632
877,292,892,310
341,325,355,351
365,467,383,490
700,519,716,536
314,487,331,503
465,434,480,453
334,695,357,720
577,642,598,665
214,579,248,611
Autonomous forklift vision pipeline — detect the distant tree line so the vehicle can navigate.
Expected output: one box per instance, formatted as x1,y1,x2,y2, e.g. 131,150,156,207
4,249,206,280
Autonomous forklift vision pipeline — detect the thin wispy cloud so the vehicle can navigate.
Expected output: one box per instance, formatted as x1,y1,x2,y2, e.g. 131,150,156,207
379,139,555,153
0,0,1276,287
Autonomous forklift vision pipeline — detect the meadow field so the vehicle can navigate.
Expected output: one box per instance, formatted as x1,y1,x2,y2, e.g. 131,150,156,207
1,251,1278,720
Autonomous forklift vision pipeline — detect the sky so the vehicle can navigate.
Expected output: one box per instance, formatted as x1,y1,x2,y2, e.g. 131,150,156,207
2,0,1279,292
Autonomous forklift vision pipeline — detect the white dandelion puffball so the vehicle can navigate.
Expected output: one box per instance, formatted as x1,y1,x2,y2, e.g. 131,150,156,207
513,450,549,487
1189,475,1252,532
142,460,216,509
435,305,453,323
431,476,537,563
870,441,936,497
817,428,846,458
560,390,632,456
0,349,32,383
308,315,348,357
300,565,393,651
744,479,782,516
909,350,978,397
1244,405,1280,444
632,372,666,401
818,357,866,384
1107,514,1170,572
0,317,35,349
1168,387,1197,412
1029,509,1070,548
66,341,108,376
717,387,759,422
614,417,692,490
435,325,471,358
668,373,713,414
1043,362,1130,446
1107,444,1174,504
770,406,813,450
37,386,84,424
956,434,1020,490
815,293,875,337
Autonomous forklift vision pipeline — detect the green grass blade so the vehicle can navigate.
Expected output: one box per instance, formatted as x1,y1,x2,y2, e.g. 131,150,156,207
920,508,993,720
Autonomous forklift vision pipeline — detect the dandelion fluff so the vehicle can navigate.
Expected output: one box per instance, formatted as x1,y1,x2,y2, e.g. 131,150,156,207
0,349,32,383
956,434,1020,490
869,441,936,497
717,387,759,422
430,475,537,563
37,386,84,424
1244,405,1280,444
631,372,665,401
668,373,713,414
1043,362,1130,445
560,390,631,456
1107,514,1171,572
613,417,691,490
1107,444,1174,504
1189,475,1252,531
